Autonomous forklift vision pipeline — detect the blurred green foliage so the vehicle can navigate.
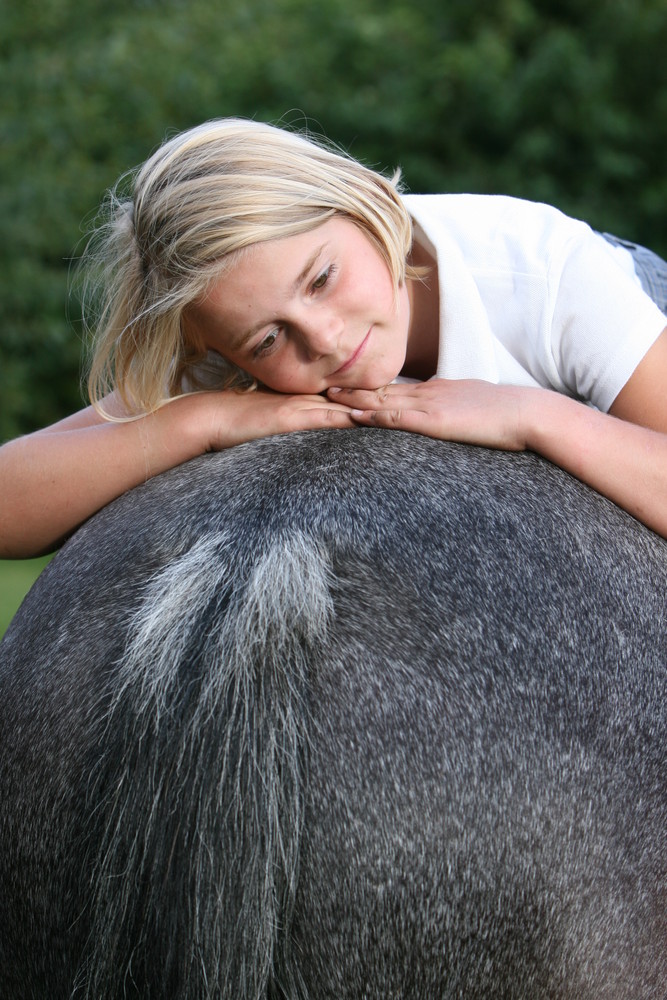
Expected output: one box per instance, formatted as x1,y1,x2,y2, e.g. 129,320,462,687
0,556,52,637
2,0,667,442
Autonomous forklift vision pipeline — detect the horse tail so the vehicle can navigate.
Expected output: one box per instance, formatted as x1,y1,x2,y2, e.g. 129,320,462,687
79,528,332,999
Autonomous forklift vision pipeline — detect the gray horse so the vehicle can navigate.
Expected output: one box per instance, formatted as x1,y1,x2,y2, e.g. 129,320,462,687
0,428,665,999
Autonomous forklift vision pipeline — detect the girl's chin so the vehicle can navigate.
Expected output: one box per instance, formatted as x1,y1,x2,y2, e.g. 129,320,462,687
335,365,404,392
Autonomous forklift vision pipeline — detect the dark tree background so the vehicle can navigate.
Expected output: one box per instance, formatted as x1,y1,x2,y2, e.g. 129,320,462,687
2,0,666,441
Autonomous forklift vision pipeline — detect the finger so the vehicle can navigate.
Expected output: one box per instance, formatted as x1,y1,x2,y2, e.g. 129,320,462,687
328,385,406,408
350,408,427,430
288,406,357,431
305,399,355,414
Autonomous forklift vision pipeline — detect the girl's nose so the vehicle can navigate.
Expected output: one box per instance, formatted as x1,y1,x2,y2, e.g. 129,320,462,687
299,310,342,359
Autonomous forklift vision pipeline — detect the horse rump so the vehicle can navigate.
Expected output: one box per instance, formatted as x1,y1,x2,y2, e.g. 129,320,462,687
0,428,665,998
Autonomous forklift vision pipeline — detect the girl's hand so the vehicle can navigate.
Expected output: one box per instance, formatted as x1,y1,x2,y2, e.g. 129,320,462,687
0,389,355,558
330,355,667,540
328,379,528,451
203,387,356,450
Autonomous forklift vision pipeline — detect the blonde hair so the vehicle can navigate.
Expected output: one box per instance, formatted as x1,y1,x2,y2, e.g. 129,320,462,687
82,117,416,415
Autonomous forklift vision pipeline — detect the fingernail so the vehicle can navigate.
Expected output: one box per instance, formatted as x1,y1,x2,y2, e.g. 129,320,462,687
328,386,341,394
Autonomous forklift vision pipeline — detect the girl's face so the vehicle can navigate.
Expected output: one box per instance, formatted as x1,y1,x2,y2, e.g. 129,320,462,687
189,218,412,394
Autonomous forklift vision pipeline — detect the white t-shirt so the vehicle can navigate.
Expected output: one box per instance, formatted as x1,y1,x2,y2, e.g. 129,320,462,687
402,194,666,411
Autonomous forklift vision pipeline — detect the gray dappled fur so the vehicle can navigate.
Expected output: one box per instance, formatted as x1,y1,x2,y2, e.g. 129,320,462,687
0,428,665,999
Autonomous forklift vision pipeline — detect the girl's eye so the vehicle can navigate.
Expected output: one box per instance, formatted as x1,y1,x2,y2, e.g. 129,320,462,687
253,328,281,358
311,264,336,292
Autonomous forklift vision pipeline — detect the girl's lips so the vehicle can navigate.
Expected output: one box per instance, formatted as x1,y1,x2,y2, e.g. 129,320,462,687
333,328,372,375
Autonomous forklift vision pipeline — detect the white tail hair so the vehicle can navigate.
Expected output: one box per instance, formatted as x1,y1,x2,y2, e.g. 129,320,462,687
82,529,333,999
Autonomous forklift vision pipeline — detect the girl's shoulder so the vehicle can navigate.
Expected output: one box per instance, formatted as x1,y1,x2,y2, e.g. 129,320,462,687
402,192,592,269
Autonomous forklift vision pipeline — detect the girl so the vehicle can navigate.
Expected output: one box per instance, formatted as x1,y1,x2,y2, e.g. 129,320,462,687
1,117,666,558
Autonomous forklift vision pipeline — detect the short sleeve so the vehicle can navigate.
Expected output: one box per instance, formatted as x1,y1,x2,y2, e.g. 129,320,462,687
550,230,666,411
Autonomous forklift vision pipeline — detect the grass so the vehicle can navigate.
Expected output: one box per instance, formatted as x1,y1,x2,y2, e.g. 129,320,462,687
0,555,53,639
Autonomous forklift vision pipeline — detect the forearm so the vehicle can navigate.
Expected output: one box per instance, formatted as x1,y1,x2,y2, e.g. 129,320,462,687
523,390,667,538
332,377,667,538
0,395,210,558
1,387,356,558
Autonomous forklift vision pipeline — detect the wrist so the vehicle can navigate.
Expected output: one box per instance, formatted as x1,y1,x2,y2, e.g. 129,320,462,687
521,389,597,472
140,392,219,473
